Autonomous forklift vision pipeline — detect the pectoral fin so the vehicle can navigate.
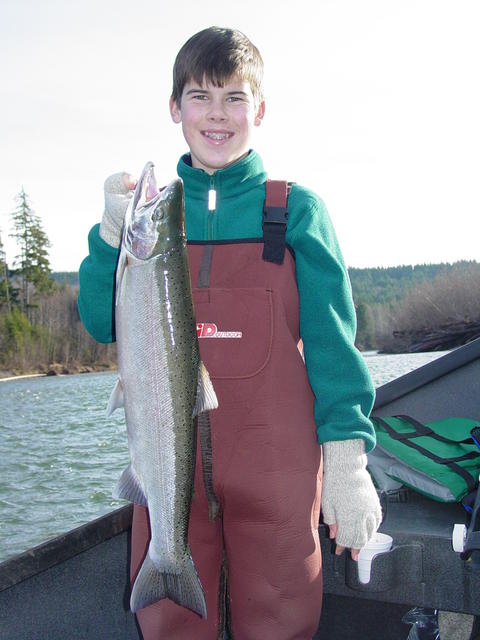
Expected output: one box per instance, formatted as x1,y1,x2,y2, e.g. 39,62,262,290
113,463,148,506
192,361,218,417
106,377,124,416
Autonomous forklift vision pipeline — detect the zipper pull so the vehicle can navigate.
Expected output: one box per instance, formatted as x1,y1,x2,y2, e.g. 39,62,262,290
208,177,216,211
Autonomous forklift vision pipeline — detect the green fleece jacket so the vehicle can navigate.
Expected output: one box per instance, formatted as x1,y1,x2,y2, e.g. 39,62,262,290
78,151,376,451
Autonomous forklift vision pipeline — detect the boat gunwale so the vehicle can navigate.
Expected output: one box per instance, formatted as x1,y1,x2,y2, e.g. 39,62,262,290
0,504,133,592
374,337,480,409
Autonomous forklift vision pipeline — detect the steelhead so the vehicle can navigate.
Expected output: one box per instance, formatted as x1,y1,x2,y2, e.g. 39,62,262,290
107,161,217,617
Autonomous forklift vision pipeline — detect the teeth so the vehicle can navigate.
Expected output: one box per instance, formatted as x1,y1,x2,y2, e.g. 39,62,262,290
204,132,231,140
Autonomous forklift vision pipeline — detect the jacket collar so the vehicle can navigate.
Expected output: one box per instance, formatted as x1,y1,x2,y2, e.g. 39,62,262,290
176,150,267,201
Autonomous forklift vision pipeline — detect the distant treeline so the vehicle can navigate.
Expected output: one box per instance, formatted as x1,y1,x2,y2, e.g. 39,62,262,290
350,260,480,351
2,260,480,376
0,286,117,376
0,188,116,377
54,261,480,307
52,260,480,354
51,272,79,287
349,261,479,305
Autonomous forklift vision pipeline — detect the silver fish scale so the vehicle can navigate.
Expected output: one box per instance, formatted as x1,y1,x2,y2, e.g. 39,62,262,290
117,242,199,572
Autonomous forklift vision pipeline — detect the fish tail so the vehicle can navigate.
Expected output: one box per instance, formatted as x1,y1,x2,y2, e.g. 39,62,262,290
130,549,207,618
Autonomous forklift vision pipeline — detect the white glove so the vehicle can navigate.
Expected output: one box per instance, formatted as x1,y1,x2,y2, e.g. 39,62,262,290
322,438,382,551
99,172,135,248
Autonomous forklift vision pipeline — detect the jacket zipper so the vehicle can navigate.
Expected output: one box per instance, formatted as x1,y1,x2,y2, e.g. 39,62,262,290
207,176,216,240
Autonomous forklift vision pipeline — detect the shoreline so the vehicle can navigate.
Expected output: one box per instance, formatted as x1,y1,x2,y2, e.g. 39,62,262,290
0,373,47,383
0,364,117,382
0,349,448,382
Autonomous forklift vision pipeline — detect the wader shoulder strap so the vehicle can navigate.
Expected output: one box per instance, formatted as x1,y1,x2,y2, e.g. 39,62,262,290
262,179,293,265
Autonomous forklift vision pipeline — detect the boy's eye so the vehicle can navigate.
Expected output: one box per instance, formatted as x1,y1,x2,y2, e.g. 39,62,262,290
192,94,208,100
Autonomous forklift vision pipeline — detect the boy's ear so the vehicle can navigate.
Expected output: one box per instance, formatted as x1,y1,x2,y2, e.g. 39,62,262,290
254,100,265,127
169,96,182,123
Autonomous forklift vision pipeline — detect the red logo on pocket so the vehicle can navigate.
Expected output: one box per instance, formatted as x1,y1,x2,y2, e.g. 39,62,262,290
197,322,242,339
197,323,218,338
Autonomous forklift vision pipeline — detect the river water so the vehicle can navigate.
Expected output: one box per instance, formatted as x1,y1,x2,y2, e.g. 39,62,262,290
0,351,447,563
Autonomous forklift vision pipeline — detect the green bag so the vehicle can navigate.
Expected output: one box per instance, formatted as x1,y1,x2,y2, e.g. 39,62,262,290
368,415,480,502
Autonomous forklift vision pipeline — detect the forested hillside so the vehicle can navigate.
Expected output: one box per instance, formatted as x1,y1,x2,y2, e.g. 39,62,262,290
52,261,480,310
348,261,479,305
51,272,79,287
50,260,480,354
349,261,480,351
2,257,480,378
0,190,116,377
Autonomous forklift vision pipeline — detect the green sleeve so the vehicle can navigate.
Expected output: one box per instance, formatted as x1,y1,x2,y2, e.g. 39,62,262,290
287,187,376,452
77,224,119,343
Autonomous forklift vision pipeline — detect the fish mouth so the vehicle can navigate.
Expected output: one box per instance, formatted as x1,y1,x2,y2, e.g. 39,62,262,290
136,193,162,213
129,161,159,213
138,166,159,207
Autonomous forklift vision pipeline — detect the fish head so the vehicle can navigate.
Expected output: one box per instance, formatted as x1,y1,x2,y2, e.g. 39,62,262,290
123,162,185,260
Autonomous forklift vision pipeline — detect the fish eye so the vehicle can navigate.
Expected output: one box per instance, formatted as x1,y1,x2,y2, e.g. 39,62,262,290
151,205,165,222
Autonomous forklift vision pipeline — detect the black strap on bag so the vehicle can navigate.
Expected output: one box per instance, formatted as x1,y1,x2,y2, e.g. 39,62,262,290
376,414,476,446
373,415,479,493
262,180,293,265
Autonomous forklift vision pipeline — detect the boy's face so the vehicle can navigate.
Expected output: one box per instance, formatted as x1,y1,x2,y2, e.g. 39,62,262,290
169,77,265,175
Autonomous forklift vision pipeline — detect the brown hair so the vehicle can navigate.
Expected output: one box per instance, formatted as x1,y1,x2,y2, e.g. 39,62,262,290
171,27,264,105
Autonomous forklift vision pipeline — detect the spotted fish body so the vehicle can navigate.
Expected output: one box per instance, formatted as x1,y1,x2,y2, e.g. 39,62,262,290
107,162,217,616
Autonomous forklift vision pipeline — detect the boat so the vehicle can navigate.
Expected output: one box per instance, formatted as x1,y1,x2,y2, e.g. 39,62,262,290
1,340,479,639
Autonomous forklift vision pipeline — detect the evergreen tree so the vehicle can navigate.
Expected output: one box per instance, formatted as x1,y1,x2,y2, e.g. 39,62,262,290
0,229,12,312
26,219,55,295
9,188,54,312
355,301,375,350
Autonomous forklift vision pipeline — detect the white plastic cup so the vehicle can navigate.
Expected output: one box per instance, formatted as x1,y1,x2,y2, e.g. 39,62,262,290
357,532,393,584
452,523,467,553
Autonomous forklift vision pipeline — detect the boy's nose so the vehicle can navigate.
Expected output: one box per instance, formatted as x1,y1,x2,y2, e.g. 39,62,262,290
207,100,227,121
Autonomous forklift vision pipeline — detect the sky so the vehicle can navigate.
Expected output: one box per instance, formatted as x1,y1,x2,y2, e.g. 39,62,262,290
1,0,479,271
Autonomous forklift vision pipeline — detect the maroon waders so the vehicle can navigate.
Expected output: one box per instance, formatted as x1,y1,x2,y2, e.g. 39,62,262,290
131,185,323,639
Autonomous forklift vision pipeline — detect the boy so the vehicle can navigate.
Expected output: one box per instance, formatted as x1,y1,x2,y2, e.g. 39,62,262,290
78,26,381,640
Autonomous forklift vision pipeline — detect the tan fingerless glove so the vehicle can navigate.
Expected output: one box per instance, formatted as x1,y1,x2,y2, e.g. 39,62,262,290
99,172,134,248
322,438,382,549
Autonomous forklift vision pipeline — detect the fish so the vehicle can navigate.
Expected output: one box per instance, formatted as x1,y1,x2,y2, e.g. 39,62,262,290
106,161,218,617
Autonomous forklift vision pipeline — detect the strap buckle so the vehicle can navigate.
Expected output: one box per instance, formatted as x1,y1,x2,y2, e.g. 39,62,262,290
262,205,288,225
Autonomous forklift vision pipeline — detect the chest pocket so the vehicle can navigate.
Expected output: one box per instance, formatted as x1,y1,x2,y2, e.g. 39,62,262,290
193,287,273,380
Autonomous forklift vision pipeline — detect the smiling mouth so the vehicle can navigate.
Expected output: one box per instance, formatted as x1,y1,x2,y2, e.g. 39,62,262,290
202,131,234,141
